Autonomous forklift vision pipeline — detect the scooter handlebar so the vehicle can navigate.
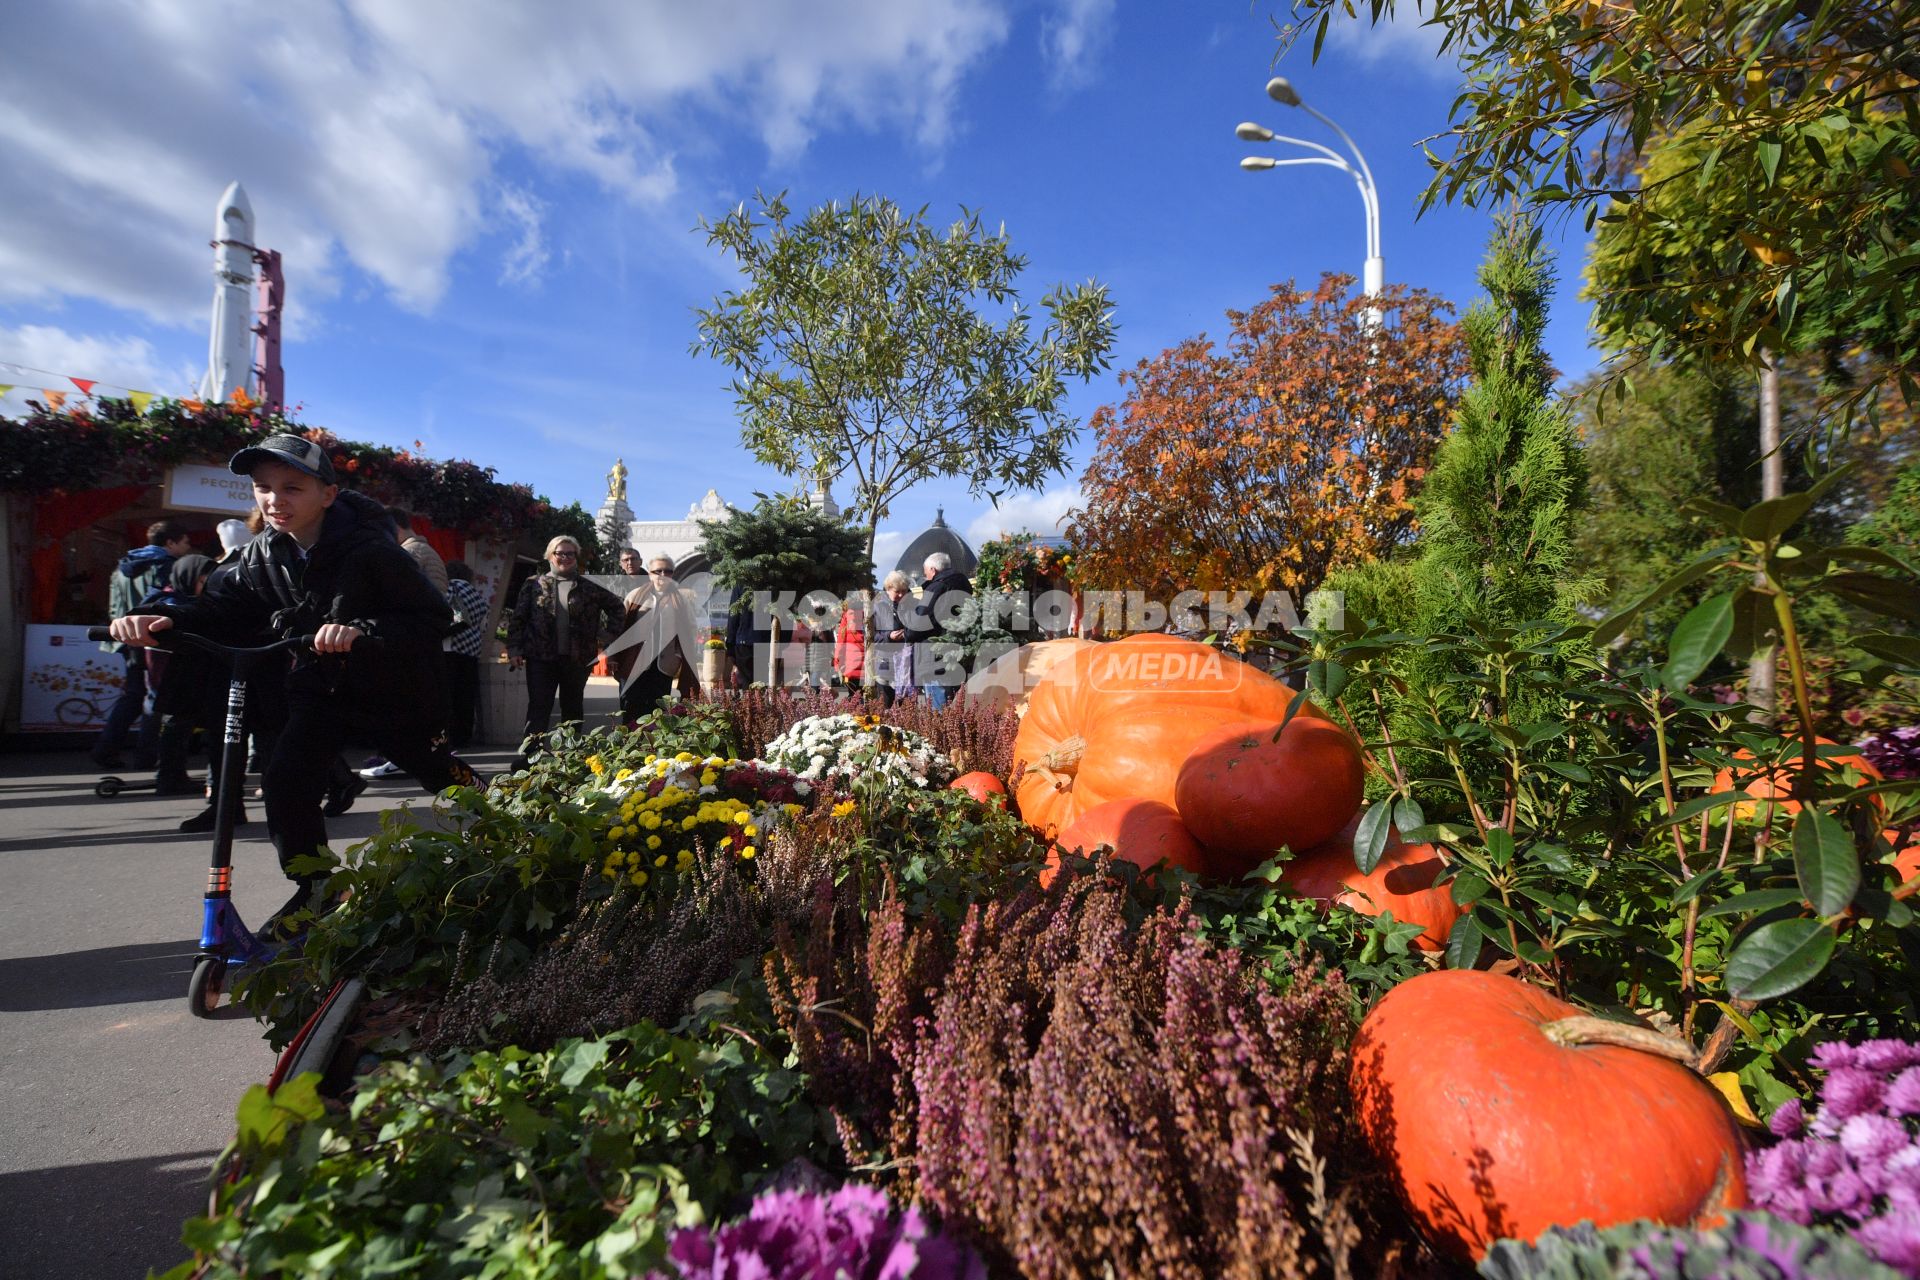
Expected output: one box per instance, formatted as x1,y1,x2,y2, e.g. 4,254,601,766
85,626,385,656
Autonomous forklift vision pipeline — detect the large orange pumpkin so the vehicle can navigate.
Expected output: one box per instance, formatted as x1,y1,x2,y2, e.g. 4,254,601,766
1174,717,1364,875
1283,817,1460,950
1351,969,1747,1260
1012,634,1325,839
1042,797,1209,887
963,637,1096,717
1709,736,1884,820
1889,831,1919,883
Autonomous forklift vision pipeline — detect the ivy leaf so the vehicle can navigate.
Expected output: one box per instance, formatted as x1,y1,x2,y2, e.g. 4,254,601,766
1792,807,1860,916
1663,590,1736,691
1353,799,1395,875
1724,918,1835,1001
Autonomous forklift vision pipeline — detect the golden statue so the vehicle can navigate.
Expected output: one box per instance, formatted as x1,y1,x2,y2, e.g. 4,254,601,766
607,457,629,503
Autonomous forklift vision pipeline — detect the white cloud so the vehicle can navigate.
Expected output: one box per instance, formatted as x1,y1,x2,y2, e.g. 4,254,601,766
496,185,550,288
1040,0,1116,89
0,324,198,412
1318,3,1454,77
871,530,909,574
965,485,1082,547
0,0,1018,324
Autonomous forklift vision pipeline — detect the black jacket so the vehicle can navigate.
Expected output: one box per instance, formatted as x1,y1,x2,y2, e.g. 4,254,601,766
916,568,973,640
155,489,451,723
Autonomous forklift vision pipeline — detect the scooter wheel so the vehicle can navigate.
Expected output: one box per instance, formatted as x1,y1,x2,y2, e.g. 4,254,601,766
188,956,226,1019
95,777,124,797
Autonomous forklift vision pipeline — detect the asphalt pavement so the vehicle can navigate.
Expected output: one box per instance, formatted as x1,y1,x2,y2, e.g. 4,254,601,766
0,741,522,1280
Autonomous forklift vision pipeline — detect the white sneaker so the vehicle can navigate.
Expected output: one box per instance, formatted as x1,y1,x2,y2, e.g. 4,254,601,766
357,760,405,780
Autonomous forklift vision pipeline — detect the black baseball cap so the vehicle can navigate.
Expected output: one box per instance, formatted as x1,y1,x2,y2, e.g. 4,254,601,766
229,433,337,484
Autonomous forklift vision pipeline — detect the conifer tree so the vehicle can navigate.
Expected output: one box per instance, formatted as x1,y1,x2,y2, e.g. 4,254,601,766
1412,215,1596,633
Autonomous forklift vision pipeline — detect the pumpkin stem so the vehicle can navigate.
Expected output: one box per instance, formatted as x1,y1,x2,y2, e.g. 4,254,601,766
1542,1015,1697,1067
1032,734,1088,780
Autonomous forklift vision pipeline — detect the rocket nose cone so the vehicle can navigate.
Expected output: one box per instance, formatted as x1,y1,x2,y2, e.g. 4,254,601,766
215,181,254,236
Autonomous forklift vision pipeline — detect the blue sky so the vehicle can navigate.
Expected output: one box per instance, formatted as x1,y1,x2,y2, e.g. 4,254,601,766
0,1,1598,572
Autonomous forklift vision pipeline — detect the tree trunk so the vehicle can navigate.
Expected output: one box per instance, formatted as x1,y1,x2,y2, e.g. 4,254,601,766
1747,350,1781,720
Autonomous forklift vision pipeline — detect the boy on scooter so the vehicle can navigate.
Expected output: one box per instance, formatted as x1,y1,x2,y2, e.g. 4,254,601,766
108,434,478,938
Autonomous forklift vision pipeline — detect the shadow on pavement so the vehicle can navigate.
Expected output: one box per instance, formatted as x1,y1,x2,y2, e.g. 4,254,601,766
0,1148,221,1280
0,939,201,1012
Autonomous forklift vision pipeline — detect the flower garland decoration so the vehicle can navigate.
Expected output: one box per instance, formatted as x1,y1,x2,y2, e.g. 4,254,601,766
760,713,954,790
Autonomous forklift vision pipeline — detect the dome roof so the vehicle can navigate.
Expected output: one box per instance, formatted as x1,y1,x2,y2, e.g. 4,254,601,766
894,507,977,582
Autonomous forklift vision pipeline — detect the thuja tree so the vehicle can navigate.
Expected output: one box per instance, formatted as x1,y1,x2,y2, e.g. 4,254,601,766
693,192,1116,564
700,492,872,684
1410,214,1596,635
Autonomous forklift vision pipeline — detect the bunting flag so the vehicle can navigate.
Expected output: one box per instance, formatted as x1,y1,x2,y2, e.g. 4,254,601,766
0,359,169,413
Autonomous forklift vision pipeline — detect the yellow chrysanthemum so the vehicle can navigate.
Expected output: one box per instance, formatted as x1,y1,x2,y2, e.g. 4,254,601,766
586,755,605,775
832,800,857,819
740,845,756,860
647,834,661,850
700,770,718,786
654,854,667,867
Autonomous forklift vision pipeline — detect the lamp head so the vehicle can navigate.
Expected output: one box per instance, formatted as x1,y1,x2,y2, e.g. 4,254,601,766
1239,156,1278,170
1235,121,1275,142
1266,76,1302,106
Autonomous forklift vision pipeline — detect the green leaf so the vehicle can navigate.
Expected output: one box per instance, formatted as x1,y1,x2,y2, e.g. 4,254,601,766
1273,685,1313,738
1392,796,1426,833
1674,867,1720,905
1308,658,1350,701
1701,887,1806,919
1593,547,1733,646
1792,807,1860,916
1723,585,1778,664
1485,826,1515,868
1756,137,1783,185
1446,913,1484,969
1739,492,1815,542
1663,591,1737,691
1353,799,1395,875
1724,918,1835,1001
1854,632,1920,669
1451,871,1491,905
1822,572,1920,625
1536,760,1593,783
1530,843,1577,875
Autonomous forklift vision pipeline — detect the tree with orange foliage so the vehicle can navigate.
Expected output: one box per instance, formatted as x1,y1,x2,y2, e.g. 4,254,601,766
1068,275,1469,604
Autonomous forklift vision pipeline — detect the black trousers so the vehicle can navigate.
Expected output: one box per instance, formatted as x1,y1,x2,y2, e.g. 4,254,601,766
443,652,478,748
522,657,592,749
265,697,476,889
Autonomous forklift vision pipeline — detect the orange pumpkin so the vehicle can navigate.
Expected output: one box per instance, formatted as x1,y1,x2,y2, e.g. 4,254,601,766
1012,634,1326,839
949,771,1007,805
1283,817,1460,950
1174,717,1364,875
1351,969,1747,1260
1888,831,1919,883
1709,736,1884,820
1042,797,1209,887
963,637,1096,717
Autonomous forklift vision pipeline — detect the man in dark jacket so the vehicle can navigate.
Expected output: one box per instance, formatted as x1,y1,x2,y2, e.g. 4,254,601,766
92,519,194,769
914,552,973,709
505,535,624,761
110,434,476,936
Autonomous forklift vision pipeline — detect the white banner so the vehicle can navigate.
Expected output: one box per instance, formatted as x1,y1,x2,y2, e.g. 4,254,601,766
165,463,257,515
20,624,125,731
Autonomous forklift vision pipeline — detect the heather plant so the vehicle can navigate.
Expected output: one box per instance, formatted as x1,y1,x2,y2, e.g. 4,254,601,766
768,875,1421,1278
1862,727,1920,781
419,821,833,1054
714,686,1020,779
1477,1212,1903,1279
655,1183,985,1280
1747,1038,1920,1274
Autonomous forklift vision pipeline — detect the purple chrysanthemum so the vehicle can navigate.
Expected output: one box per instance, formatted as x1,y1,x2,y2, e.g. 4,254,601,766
1750,1038,1920,1276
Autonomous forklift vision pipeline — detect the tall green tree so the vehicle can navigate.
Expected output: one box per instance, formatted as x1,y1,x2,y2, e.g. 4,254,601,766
1411,215,1596,634
693,193,1116,563
1273,0,1920,402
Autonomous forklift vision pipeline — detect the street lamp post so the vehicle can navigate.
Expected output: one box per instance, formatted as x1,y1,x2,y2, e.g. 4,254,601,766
1237,76,1383,320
